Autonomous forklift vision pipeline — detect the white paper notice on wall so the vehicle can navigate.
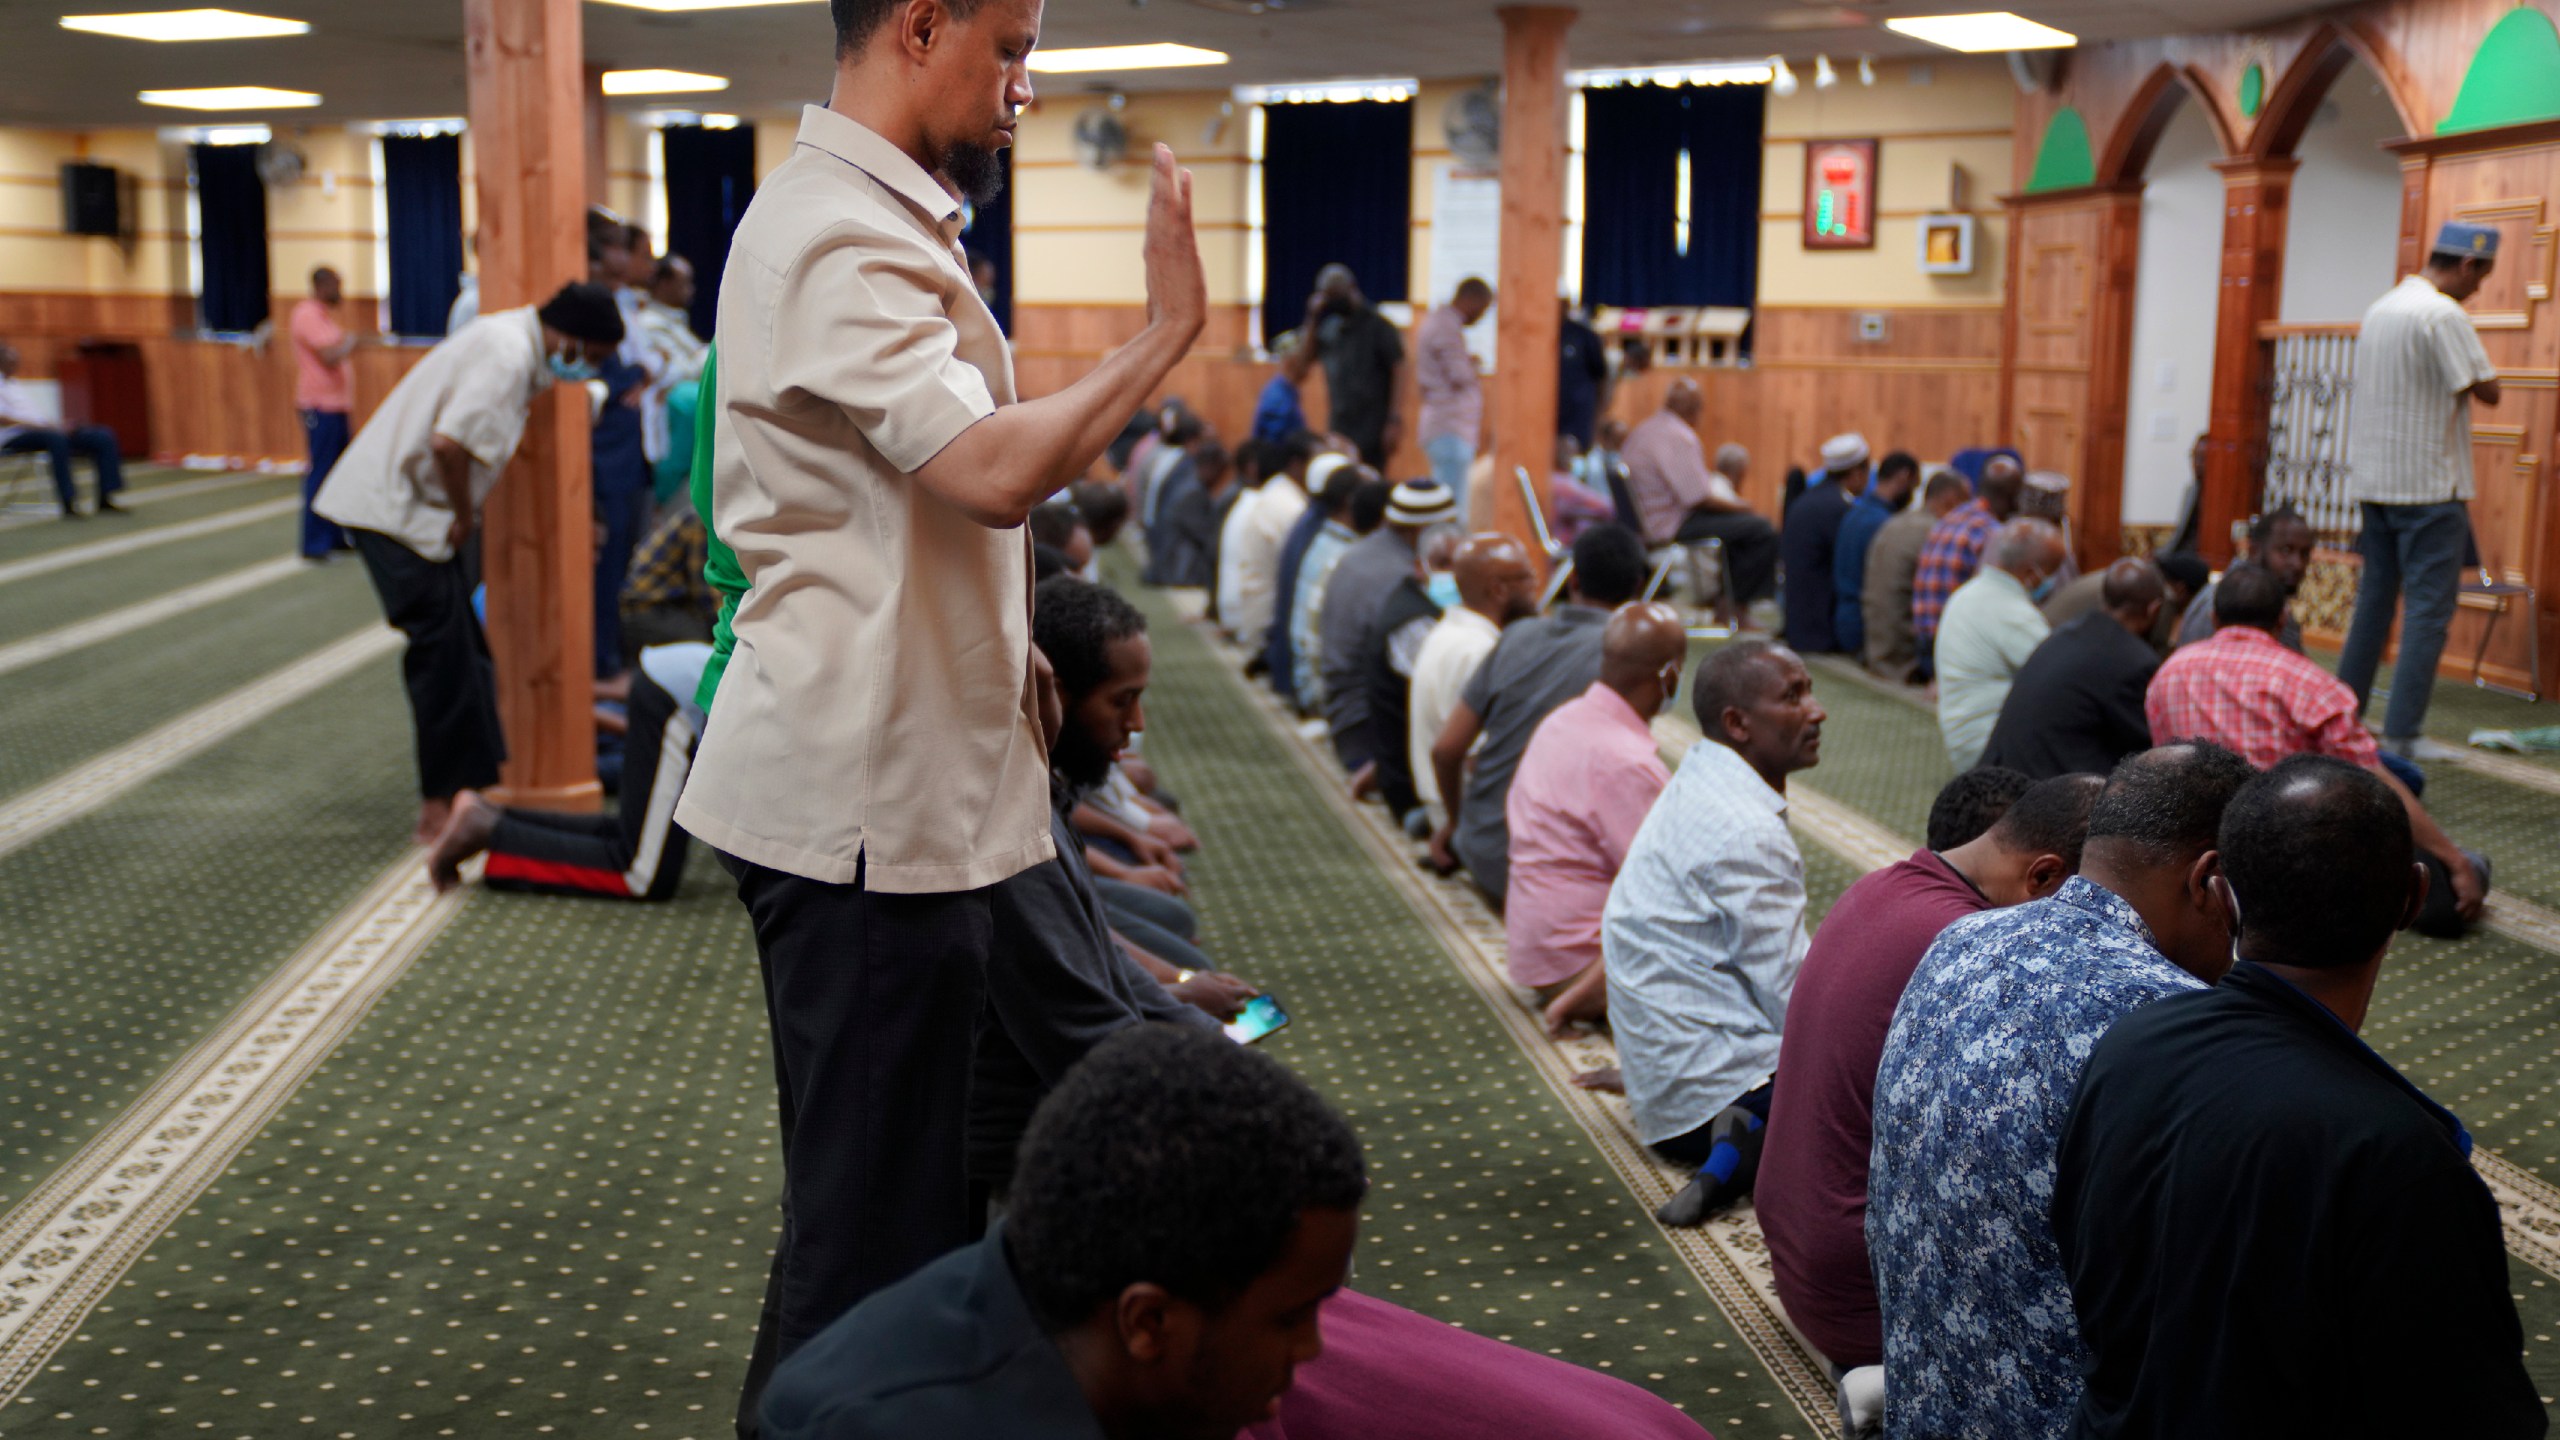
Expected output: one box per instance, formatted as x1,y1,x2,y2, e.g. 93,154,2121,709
1429,163,1503,373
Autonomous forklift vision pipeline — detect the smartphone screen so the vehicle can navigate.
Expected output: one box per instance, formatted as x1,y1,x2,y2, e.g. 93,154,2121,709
1223,993,1289,1045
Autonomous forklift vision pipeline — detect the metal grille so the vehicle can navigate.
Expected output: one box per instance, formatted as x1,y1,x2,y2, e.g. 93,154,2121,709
2261,326,2361,541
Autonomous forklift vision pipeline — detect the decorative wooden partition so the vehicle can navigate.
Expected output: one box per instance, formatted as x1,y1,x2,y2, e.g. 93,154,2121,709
2000,183,2140,569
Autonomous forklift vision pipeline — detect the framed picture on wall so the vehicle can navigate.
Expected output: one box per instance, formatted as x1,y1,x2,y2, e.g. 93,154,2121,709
1803,138,1878,250
1919,213,1976,274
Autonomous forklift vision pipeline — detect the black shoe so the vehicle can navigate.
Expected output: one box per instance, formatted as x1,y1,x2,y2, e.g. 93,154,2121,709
58,506,84,521
1655,1175,1730,1228
96,497,127,514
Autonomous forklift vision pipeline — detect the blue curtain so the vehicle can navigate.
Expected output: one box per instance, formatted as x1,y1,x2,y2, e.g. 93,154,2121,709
961,148,1013,334
661,124,757,340
191,143,269,334
382,134,464,337
1580,84,1763,310
1261,100,1412,344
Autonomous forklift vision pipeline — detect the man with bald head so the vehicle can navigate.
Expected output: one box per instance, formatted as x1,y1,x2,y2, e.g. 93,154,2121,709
1913,454,2027,659
1936,516,2066,770
1619,382,1778,614
1409,532,1539,830
1504,602,1686,1035
1982,556,2164,779
1606,639,1825,1225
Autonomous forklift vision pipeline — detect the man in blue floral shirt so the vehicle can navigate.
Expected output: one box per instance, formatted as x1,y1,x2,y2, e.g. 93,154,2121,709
1866,742,2255,1438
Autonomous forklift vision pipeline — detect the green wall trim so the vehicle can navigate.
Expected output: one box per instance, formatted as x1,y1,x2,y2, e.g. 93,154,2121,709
2440,8,2560,134
2027,106,2098,192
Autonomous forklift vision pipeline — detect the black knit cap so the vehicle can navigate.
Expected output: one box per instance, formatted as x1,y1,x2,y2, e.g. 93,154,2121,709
535,281,625,347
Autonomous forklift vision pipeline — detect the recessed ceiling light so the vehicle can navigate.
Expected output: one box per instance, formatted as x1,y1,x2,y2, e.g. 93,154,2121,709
600,69,730,95
1029,43,1228,74
63,8,309,41
139,85,320,109
1882,11,2074,52
588,0,821,9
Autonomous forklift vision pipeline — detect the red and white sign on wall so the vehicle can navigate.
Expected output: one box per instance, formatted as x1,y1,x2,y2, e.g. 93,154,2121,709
1803,138,1879,250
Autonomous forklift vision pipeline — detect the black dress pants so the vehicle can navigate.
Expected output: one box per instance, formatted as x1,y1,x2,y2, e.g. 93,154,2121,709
1677,508,1782,606
350,528,504,800
483,674,693,899
721,851,993,1438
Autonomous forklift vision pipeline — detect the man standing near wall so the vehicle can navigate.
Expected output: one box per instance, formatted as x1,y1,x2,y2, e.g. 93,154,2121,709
1416,278,1491,498
1307,264,1405,469
669,1,1208,1432
290,266,357,559
2338,221,2504,755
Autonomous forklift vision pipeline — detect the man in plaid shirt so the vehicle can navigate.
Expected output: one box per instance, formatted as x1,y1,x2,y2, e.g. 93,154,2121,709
2146,562,2485,935
1911,458,2024,659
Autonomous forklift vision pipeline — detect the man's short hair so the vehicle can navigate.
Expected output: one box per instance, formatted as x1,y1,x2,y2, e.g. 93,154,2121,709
1032,575,1146,702
1876,450,1920,485
2153,550,2210,596
1347,477,1393,533
2247,504,2308,546
1454,277,1492,302
1569,523,1648,606
2087,742,2257,864
1986,773,2106,873
2099,559,2165,610
1314,463,1364,515
2220,755,2415,970
1712,442,1748,474
1927,766,2033,851
1027,501,1084,552
1068,480,1130,543
1274,430,1322,473
833,0,987,56
1008,1025,1368,1333
2211,562,2289,631
1922,468,1971,505
653,255,690,286
1692,639,1787,742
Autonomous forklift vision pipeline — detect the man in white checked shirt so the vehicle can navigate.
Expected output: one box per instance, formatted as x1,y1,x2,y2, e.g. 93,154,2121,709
2337,220,2503,753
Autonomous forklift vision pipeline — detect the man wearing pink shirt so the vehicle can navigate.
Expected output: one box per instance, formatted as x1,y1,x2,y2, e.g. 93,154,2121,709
1414,277,1491,497
1503,601,1685,1035
290,266,358,560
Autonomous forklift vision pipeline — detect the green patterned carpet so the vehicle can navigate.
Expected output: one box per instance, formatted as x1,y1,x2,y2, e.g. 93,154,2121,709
3,483,2558,1434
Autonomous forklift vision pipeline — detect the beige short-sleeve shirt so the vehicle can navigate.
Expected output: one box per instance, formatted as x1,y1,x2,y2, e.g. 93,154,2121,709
311,307,549,560
674,107,1053,893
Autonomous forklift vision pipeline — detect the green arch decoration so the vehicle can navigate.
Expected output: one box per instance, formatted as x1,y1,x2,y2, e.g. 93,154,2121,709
2239,63,2265,119
2027,106,2097,192
2439,8,2560,133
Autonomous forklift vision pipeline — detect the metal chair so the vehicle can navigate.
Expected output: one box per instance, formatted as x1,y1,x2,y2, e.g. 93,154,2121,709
2460,522,2539,702
0,451,50,517
1514,466,1578,609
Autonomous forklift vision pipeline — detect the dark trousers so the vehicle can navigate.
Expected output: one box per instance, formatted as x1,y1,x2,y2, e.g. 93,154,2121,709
593,485,647,679
298,409,349,557
484,674,694,899
351,528,505,800
2336,499,2469,742
4,424,124,511
722,853,993,1438
1678,507,1781,605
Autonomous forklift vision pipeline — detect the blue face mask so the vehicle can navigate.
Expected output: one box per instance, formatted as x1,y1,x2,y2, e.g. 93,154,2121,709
1426,572,1461,609
2029,572,2060,604
548,351,598,385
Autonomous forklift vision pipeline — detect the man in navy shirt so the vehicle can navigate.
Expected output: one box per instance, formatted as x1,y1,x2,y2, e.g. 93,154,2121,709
1556,301,1612,452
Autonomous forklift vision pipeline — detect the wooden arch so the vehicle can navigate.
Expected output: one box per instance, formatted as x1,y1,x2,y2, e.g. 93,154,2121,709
2248,20,2427,161
2098,62,2240,183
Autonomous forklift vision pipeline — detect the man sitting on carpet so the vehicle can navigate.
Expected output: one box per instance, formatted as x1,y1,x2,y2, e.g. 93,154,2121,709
1912,454,2024,663
1867,742,2254,1440
2173,505,2313,652
1935,516,2064,771
1606,640,1824,1228
1357,524,1466,830
1503,601,1685,1036
1409,534,1539,832
1980,557,2165,780
1757,773,2099,1397
1320,478,1462,781
1861,466,1967,682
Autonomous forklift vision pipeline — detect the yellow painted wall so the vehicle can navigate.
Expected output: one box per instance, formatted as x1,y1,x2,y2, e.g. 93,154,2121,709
1009,90,1252,306
264,126,382,300
1756,56,2016,307
0,127,189,295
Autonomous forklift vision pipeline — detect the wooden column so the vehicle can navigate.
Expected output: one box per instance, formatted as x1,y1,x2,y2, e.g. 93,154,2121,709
2198,156,2296,567
2077,186,2144,571
584,64,611,209
465,0,599,811
1489,5,1574,563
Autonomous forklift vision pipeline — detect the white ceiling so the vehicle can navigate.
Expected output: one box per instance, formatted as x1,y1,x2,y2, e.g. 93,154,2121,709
3,0,2335,130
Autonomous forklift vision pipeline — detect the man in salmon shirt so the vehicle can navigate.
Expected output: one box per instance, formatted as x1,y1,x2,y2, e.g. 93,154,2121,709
289,265,358,560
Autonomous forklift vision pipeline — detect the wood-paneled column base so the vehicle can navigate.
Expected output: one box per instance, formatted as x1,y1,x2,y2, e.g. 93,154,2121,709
2200,156,2297,567
1489,4,1575,566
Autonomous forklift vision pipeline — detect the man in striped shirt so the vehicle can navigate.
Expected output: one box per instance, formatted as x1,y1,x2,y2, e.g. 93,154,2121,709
1911,456,2023,669
2337,221,2503,753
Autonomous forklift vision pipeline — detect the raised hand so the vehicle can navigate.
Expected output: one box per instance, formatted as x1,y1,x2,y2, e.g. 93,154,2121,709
1143,143,1206,340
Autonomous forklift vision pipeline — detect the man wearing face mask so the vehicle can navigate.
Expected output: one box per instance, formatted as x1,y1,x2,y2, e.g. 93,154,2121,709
670,3,1209,1434
315,280,625,849
1355,524,1466,830
1934,516,2065,770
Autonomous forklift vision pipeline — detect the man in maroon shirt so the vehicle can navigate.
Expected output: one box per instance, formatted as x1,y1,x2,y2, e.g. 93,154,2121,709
1757,771,2104,1379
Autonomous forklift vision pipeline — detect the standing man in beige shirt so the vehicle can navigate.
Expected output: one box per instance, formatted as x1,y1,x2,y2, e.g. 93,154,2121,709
666,1,1205,1431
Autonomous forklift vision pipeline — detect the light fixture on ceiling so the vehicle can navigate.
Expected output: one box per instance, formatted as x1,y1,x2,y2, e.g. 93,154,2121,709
1768,56,1798,97
139,85,319,109
1858,55,1876,86
1814,53,1837,89
1570,61,1777,88
1883,11,2075,52
1029,42,1228,74
63,8,309,41
600,68,730,95
589,0,821,8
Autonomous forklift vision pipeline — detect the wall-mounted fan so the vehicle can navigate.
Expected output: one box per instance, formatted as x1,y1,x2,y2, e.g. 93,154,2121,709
1074,107,1130,170
1444,81,1500,170
254,142,306,188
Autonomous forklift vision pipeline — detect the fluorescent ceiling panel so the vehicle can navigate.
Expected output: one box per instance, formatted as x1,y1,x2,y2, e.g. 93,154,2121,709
1882,11,2075,51
600,69,730,95
139,85,320,108
62,8,309,41
1029,43,1229,74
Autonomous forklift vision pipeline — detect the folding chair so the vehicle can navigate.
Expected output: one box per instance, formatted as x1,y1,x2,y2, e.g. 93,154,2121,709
2461,519,2539,702
0,451,50,517
1515,465,1576,609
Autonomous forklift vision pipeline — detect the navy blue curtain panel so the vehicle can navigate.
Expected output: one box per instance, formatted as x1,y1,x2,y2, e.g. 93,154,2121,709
661,124,758,340
383,134,465,336
961,148,1013,334
1580,84,1763,310
1261,100,1412,345
192,142,270,334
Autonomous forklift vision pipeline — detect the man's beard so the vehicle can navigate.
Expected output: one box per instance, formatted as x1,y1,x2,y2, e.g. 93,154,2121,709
1052,720,1116,793
942,141,1007,206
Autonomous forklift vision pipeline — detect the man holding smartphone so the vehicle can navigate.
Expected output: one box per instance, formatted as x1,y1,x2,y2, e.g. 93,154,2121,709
669,0,1207,1431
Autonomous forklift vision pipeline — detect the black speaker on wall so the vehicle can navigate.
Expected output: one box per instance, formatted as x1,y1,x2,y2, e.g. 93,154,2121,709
60,162,123,237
